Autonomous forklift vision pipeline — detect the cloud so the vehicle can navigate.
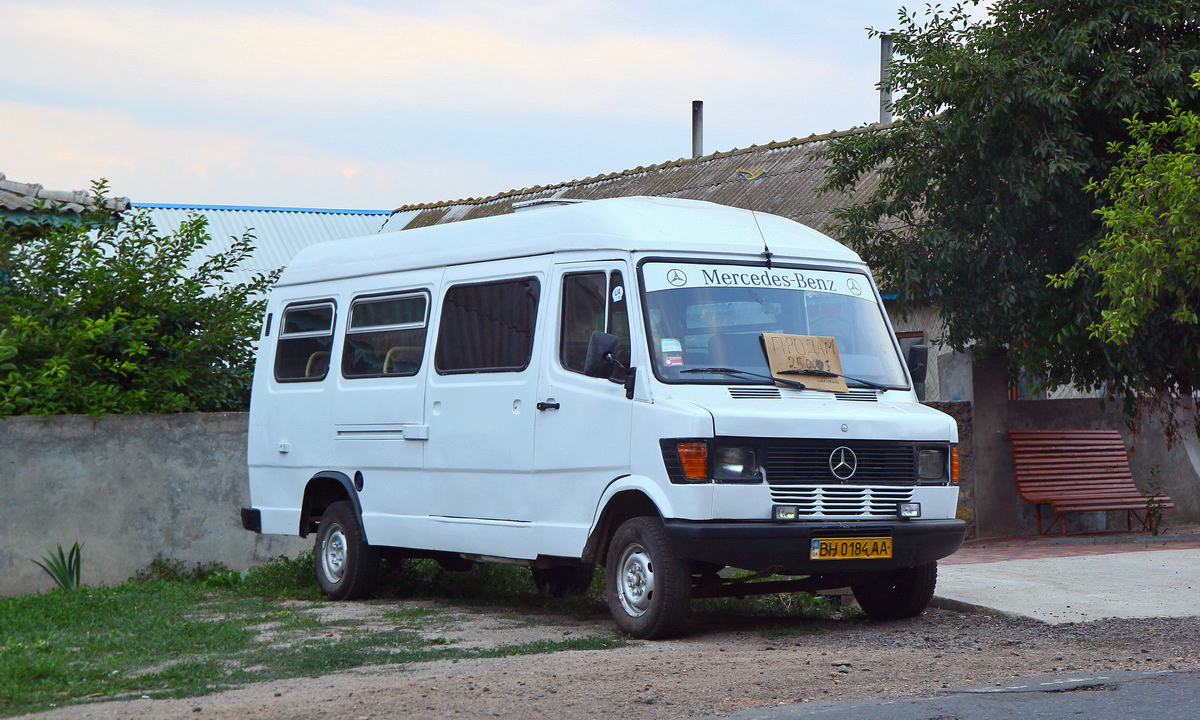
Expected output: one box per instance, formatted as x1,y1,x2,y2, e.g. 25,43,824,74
0,1,838,122
0,100,512,207
0,1,900,208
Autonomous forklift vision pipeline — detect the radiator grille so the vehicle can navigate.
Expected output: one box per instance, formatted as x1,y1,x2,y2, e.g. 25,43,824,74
765,439,916,485
770,486,914,517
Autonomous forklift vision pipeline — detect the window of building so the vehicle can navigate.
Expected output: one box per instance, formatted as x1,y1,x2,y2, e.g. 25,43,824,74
560,270,630,373
275,301,336,381
435,277,540,373
342,292,429,378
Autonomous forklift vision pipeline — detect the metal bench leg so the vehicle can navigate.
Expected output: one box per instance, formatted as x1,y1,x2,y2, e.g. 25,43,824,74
1038,506,1064,536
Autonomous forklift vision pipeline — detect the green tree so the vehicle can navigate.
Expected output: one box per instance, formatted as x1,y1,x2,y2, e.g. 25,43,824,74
821,1,1200,417
0,181,277,415
1055,72,1200,345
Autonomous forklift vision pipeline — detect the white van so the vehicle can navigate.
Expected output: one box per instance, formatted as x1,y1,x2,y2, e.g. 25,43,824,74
242,196,964,638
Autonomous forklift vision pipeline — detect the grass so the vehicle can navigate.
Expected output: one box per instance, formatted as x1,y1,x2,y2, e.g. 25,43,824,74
0,555,625,717
1,553,858,716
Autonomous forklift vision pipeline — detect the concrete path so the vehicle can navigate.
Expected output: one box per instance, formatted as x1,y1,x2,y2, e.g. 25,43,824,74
932,527,1200,623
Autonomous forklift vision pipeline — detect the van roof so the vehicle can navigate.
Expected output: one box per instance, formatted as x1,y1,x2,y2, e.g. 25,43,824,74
276,196,863,287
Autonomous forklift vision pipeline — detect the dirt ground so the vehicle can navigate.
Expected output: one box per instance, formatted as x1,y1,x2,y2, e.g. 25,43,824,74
19,595,1200,720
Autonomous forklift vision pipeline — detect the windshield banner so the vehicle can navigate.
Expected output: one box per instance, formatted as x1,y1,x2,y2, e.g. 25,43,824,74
642,263,874,301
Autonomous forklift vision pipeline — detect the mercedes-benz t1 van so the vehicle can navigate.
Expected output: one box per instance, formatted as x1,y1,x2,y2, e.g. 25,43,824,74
242,196,965,638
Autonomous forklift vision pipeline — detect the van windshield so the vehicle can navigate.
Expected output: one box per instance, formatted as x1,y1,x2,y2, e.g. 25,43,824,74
640,262,909,388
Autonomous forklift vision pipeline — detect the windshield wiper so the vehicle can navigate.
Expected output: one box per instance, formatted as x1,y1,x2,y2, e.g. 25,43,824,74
779,368,890,391
681,367,807,390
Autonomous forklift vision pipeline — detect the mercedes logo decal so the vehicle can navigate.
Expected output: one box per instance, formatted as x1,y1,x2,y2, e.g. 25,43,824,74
829,446,858,480
666,269,688,287
846,278,863,296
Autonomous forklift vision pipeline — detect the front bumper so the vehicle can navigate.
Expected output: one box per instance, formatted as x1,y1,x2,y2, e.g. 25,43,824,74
664,518,966,574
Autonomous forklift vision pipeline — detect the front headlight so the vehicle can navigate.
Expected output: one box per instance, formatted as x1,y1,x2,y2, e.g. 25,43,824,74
918,449,946,481
714,445,762,483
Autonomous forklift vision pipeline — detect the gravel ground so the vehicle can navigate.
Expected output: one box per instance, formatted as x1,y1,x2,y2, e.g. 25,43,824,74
18,601,1200,720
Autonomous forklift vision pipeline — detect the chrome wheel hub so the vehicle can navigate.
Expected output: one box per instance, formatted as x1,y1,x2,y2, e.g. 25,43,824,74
617,542,654,617
321,524,347,583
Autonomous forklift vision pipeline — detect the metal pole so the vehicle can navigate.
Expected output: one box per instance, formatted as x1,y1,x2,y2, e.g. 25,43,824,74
880,34,893,124
692,100,703,158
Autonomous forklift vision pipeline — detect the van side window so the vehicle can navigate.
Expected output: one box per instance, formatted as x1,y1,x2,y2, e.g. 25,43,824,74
275,302,336,381
435,277,540,373
560,270,630,373
342,293,429,378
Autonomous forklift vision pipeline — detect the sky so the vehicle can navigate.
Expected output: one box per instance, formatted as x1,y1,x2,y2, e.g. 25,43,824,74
0,1,988,211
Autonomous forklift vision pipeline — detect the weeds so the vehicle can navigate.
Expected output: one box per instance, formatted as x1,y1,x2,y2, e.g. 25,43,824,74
31,541,83,591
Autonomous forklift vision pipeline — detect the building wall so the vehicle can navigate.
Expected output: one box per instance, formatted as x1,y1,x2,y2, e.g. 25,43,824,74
0,413,304,596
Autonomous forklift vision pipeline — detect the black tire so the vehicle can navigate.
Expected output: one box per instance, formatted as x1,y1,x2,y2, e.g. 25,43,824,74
531,563,595,596
604,517,691,639
314,500,381,600
851,562,938,620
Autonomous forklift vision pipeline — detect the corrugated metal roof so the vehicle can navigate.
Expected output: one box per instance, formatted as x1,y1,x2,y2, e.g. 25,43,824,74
134,204,396,287
0,172,130,215
380,123,890,237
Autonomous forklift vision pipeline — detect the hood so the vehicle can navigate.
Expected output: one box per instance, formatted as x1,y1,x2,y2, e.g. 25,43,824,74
659,386,958,443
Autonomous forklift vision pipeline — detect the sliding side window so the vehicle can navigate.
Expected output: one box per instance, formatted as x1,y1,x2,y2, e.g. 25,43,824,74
342,292,430,378
435,277,540,373
275,301,336,381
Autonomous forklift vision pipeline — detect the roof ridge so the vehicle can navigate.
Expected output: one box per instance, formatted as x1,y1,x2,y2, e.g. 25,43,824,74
0,171,130,213
391,122,893,213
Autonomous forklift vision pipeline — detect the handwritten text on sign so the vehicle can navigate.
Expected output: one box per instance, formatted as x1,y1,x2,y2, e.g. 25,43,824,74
761,333,848,393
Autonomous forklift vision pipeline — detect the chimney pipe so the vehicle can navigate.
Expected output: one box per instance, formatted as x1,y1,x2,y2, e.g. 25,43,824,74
879,34,893,124
691,100,703,158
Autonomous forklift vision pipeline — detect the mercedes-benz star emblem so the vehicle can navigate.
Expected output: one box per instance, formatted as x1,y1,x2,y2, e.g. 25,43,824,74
846,278,863,296
667,269,688,287
829,446,858,480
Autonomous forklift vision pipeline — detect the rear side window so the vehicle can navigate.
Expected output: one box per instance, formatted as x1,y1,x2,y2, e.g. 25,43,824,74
435,277,540,373
275,302,336,381
342,293,429,378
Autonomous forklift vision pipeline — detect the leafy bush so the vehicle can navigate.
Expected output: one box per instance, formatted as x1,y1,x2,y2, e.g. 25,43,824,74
0,180,277,415
131,555,232,584
237,551,321,599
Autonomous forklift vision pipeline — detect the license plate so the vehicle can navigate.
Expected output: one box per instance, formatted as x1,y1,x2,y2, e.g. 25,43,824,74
810,537,892,560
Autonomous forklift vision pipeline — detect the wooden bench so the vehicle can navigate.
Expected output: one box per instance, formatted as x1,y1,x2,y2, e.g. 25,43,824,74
1008,429,1174,535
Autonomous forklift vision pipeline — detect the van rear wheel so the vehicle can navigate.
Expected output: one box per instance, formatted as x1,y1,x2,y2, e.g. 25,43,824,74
851,562,937,620
604,517,690,639
314,500,380,600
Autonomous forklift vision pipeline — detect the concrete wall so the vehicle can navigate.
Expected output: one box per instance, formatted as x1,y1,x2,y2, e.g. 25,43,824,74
0,413,305,596
968,355,1200,538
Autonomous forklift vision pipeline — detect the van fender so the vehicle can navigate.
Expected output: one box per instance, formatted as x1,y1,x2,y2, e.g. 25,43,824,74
582,475,673,565
299,471,365,541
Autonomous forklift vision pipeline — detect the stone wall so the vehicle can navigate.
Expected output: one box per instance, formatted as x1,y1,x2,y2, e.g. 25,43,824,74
927,401,976,538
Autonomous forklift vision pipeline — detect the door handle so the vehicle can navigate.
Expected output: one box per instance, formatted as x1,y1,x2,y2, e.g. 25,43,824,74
536,400,561,411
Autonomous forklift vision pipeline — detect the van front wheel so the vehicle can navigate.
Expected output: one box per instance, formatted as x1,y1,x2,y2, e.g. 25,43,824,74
851,562,937,620
314,501,380,600
605,517,690,639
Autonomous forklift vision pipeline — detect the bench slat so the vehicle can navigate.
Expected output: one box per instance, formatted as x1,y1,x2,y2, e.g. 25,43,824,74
1007,429,1172,535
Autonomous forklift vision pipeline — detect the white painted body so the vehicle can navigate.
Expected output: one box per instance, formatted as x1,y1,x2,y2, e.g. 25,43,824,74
247,197,959,564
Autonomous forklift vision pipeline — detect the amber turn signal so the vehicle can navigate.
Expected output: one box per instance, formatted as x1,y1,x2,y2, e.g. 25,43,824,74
676,442,708,481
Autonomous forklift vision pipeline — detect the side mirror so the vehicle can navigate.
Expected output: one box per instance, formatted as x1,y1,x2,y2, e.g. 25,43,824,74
583,331,620,379
907,344,928,385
